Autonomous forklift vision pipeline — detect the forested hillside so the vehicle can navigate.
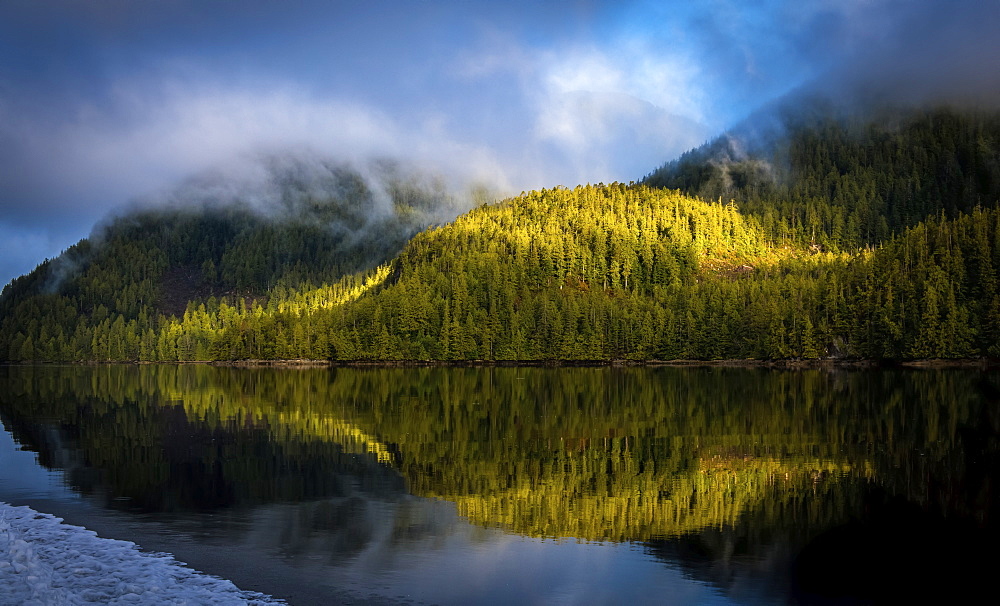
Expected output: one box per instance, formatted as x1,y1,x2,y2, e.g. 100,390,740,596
3,107,1000,362
645,107,1000,248
0,157,465,361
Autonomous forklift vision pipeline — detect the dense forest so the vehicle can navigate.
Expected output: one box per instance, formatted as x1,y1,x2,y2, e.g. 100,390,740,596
3,106,1000,362
645,105,1000,248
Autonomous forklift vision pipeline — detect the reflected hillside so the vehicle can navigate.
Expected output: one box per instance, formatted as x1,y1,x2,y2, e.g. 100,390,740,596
330,367,989,542
0,365,407,511
2,365,992,546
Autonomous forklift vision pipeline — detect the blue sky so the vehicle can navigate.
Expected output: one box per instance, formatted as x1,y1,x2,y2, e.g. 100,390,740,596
1,0,998,288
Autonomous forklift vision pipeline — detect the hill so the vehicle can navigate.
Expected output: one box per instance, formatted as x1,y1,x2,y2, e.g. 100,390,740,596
3,106,1000,362
0,156,469,361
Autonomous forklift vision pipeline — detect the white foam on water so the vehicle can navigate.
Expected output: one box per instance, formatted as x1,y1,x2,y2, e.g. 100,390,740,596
0,502,282,605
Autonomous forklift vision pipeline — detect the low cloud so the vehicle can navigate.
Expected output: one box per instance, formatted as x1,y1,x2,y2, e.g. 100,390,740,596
0,80,517,288
8,80,510,213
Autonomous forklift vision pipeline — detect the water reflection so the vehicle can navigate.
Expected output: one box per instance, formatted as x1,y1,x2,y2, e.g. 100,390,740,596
0,376,406,512
1,364,998,604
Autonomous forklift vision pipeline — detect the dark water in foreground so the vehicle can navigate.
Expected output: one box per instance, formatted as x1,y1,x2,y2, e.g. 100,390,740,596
1,364,998,605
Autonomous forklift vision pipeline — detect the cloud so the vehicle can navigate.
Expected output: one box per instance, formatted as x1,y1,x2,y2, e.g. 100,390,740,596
3,52,706,228
448,37,712,187
0,77,519,288
711,0,1000,115
826,0,1000,108
533,90,708,184
529,42,710,184
2,78,512,216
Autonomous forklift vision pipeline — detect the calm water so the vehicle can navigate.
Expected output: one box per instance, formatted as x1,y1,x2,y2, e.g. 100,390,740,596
1,364,998,604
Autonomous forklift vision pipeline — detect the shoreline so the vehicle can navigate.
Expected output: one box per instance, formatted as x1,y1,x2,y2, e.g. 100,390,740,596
3,358,998,369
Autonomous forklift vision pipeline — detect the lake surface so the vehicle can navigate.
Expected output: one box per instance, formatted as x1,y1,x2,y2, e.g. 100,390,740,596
1,364,998,604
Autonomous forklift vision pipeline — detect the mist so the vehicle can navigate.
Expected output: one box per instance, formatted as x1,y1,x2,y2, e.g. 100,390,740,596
113,148,484,249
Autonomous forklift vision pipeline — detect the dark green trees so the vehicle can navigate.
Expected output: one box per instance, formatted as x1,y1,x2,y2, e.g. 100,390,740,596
646,107,1000,250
